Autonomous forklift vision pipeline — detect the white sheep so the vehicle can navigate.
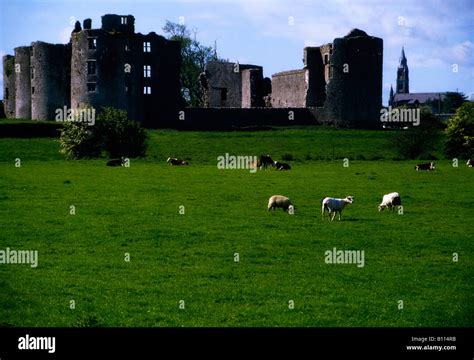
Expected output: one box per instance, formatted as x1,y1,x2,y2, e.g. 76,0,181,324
321,196,354,221
268,195,293,212
378,192,401,212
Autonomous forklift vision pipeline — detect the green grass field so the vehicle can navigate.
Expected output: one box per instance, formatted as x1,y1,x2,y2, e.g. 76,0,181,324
0,127,472,327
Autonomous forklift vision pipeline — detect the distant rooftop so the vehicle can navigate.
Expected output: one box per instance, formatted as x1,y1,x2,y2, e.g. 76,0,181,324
394,92,447,104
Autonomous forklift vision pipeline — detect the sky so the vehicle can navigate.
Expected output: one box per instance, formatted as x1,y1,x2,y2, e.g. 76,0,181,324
0,0,473,105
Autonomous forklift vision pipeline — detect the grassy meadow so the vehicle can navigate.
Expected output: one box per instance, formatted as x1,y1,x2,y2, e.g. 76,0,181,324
0,126,472,327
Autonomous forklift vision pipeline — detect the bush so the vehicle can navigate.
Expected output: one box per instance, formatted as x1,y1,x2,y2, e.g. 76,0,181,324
59,107,147,159
98,107,147,158
391,108,443,159
59,120,102,159
444,102,474,159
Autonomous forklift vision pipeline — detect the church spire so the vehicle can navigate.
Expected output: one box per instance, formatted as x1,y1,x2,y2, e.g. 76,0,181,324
396,47,409,94
389,84,394,106
399,46,407,67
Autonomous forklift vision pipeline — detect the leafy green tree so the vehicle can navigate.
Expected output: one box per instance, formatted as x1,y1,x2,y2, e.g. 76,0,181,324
442,92,467,114
391,107,443,159
444,102,474,159
60,107,147,159
163,21,221,107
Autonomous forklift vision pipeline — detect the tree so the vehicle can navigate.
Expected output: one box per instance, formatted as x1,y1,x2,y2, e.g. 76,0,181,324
444,102,474,159
163,21,220,107
59,107,147,159
442,92,467,114
391,107,443,159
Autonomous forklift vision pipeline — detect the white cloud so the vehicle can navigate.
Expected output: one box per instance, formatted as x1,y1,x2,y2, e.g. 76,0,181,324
58,27,73,44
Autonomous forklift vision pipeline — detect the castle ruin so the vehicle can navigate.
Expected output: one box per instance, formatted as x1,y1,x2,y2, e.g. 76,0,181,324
3,16,383,129
199,29,383,128
3,14,181,127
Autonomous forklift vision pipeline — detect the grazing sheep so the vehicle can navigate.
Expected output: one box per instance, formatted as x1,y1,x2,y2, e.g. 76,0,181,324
258,154,275,170
268,195,293,212
378,192,401,212
167,157,189,165
274,161,291,170
467,159,473,167
106,158,123,167
415,162,435,171
321,196,354,221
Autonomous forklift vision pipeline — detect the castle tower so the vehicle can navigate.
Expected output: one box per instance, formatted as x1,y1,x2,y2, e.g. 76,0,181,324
14,46,31,119
30,42,71,120
396,47,409,94
71,14,181,127
324,29,383,128
2,55,16,118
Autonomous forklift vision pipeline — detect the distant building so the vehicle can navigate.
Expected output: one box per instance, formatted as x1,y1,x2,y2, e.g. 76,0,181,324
271,29,384,128
201,61,270,108
389,47,446,113
3,14,181,127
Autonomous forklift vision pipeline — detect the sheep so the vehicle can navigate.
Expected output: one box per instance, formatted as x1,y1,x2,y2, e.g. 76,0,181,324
274,161,291,170
415,162,435,171
268,195,293,212
167,157,189,165
467,159,473,167
378,192,401,212
321,196,354,221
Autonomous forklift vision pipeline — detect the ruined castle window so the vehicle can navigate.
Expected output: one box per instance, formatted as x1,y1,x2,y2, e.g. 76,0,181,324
31,87,35,94
143,42,151,53
87,83,96,92
88,38,97,50
144,86,151,94
87,60,96,75
324,53,329,64
221,88,227,102
31,67,35,79
143,65,151,78
121,17,127,25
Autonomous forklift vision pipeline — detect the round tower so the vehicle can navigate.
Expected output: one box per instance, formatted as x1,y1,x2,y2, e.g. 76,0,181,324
14,46,31,119
324,29,383,128
31,42,71,120
71,22,127,113
2,55,16,118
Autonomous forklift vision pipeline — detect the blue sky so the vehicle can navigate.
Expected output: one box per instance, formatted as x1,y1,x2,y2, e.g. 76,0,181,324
1,0,473,105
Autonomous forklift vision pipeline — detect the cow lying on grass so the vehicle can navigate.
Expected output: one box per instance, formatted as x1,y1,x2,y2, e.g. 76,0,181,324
167,157,189,165
274,161,291,170
321,196,354,221
106,158,124,167
415,162,435,171
467,159,473,167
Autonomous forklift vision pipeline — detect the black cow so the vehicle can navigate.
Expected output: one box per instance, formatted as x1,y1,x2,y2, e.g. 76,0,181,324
274,161,291,170
258,154,275,170
415,162,435,171
107,158,123,167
